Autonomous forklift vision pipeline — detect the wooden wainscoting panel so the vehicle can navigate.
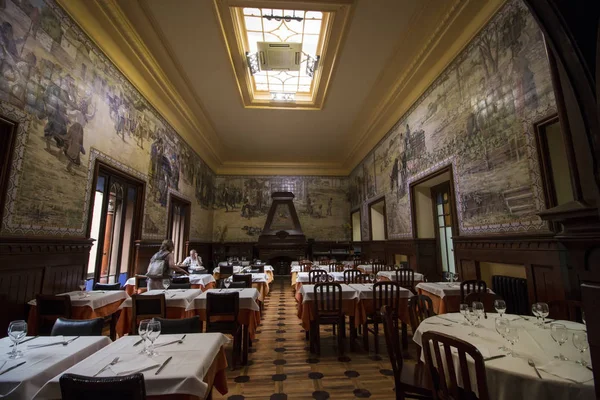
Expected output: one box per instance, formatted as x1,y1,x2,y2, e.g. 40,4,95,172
0,266,44,332
42,264,86,294
133,240,162,275
415,239,438,281
530,263,566,303
458,259,479,281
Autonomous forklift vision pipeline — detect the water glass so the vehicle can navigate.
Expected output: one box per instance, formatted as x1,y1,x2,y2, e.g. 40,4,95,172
550,323,569,360
224,278,231,289
572,332,589,366
369,273,376,283
495,317,510,352
538,302,550,328
505,326,519,357
162,278,171,291
465,308,479,337
146,320,161,356
79,279,87,297
138,319,151,354
494,299,507,317
459,303,469,326
7,320,27,359
472,301,485,326
532,303,541,326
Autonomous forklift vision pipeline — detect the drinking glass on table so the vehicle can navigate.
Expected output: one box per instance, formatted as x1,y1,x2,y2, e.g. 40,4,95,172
495,317,510,351
79,279,87,297
494,299,507,317
224,278,231,289
369,273,376,283
532,303,541,326
550,323,569,361
538,302,550,327
459,303,470,326
138,319,151,354
465,308,479,337
472,301,485,326
162,278,171,292
505,326,519,357
7,320,27,359
572,332,590,366
146,320,161,357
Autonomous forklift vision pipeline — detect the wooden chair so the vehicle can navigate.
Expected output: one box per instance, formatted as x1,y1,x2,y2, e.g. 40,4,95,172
233,274,252,288
381,305,432,400
460,280,487,302
372,263,386,274
333,263,345,272
309,269,329,283
548,299,584,322
60,373,146,400
395,268,415,290
311,282,345,356
364,281,402,354
130,294,166,334
356,274,372,283
343,269,362,283
228,281,247,289
301,262,313,272
464,292,500,313
408,294,436,360
421,331,490,400
93,283,121,291
219,265,234,279
36,294,72,335
252,264,265,273
134,275,148,293
172,276,190,284
169,282,191,289
154,316,202,334
51,318,104,336
206,292,242,368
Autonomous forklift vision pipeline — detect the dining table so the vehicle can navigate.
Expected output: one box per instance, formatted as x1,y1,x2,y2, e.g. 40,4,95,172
188,274,217,291
35,333,230,400
27,290,128,335
415,281,494,314
413,313,594,400
213,265,274,284
115,289,203,336
377,270,425,283
0,335,111,399
187,288,261,365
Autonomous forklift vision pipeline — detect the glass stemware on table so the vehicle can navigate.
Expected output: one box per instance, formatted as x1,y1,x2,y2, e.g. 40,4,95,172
464,307,480,337
7,320,27,359
572,331,590,366
162,278,171,292
138,319,150,355
78,279,87,297
494,299,507,317
369,273,376,283
459,303,470,326
495,317,510,352
550,323,570,361
472,301,485,327
505,325,520,357
224,278,231,289
146,320,161,357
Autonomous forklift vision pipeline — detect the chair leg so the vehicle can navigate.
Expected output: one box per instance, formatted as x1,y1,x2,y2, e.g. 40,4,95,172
363,323,369,352
305,330,310,341
401,322,408,351
338,319,345,356
242,325,249,365
332,324,336,336
374,321,379,355
315,324,321,356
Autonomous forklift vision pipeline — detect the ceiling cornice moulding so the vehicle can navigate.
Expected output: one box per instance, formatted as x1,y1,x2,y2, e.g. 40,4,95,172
217,161,347,176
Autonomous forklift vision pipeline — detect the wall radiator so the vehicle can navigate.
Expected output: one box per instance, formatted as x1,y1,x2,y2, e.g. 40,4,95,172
492,275,529,315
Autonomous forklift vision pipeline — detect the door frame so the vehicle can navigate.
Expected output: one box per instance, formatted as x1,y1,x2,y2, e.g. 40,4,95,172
350,208,362,242
0,116,18,224
367,197,387,240
87,161,145,281
167,193,191,263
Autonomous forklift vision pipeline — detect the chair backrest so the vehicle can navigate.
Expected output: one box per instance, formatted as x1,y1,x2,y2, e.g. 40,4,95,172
301,262,312,272
399,261,409,269
253,264,265,273
60,373,146,400
395,268,415,289
329,263,344,272
548,299,584,322
206,292,239,323
309,269,328,283
353,259,361,267
232,274,252,288
408,294,435,334
93,283,121,291
421,331,490,400
130,294,166,334
491,275,528,315
172,276,190,284
373,281,401,313
381,305,408,393
51,317,104,336
169,282,191,289
36,294,73,335
356,274,371,283
228,281,247,289
154,316,201,334
464,292,500,313
343,269,362,283
313,283,343,317
460,280,487,302
220,265,234,276
372,263,386,274
134,275,147,291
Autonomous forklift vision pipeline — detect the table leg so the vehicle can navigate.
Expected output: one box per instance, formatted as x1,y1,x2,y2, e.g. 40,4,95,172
349,316,356,352
242,323,249,365
401,321,408,350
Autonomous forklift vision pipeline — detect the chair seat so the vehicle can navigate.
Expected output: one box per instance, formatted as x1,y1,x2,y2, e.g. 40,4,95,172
398,361,432,398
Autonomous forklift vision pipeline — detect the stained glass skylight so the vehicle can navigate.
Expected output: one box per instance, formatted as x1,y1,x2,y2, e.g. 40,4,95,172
241,8,325,96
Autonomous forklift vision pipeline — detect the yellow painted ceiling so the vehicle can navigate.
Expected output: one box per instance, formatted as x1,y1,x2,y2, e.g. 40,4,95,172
58,0,506,176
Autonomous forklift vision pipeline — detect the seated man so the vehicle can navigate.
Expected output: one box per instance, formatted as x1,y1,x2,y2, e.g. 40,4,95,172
178,249,203,272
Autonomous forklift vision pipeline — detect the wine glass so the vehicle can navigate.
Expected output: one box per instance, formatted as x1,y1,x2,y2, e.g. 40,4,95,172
79,279,87,297
505,326,519,357
224,278,231,289
162,278,171,292
369,273,376,284
472,302,485,327
459,303,469,326
538,302,550,327
495,317,510,351
572,332,590,366
138,319,150,354
494,299,507,317
550,323,569,360
532,303,541,326
582,311,586,326
7,320,27,359
146,320,161,356
464,308,478,336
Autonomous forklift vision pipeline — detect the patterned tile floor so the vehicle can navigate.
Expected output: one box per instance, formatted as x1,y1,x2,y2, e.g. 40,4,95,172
213,277,419,400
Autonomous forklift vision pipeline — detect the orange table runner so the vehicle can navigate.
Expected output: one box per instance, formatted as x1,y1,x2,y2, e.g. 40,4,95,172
27,299,124,335
417,288,461,314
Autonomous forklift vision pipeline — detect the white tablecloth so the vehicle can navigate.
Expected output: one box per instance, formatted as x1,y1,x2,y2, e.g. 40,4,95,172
299,284,360,303
377,270,425,282
28,291,128,310
0,336,110,399
36,333,229,399
187,288,261,312
119,289,203,309
213,265,273,274
415,282,493,299
346,283,412,299
413,313,594,400
189,274,216,287
296,271,347,283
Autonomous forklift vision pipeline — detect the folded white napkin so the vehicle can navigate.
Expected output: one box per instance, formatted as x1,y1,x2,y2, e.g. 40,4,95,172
538,360,593,383
110,356,159,375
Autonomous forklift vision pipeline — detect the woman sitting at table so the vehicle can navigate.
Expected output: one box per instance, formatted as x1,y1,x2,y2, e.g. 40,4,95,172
146,239,188,290
178,249,203,271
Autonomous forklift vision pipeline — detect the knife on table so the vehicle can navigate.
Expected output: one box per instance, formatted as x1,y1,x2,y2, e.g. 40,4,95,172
484,355,506,362
155,356,172,375
0,361,26,376
11,336,38,347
